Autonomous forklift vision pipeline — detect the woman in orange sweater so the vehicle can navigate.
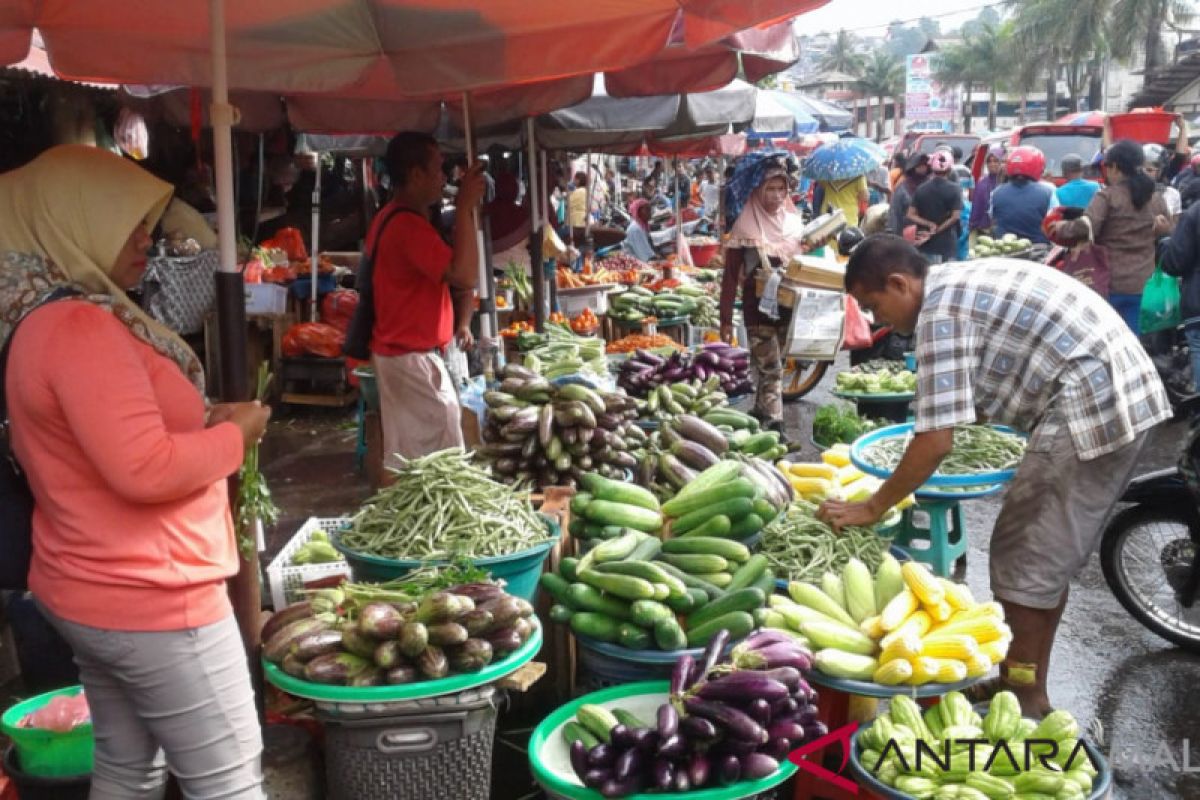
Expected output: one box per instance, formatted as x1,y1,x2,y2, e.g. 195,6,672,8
0,145,270,799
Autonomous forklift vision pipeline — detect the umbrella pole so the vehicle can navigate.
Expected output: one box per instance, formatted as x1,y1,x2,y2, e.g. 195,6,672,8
209,0,261,679
527,118,546,333
310,159,321,321
462,92,495,348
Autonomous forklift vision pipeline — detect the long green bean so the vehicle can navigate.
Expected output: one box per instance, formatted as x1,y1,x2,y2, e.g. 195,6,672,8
340,448,552,560
860,425,1025,476
760,499,891,583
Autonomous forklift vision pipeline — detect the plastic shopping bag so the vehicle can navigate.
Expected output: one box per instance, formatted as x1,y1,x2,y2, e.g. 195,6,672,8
841,294,873,350
1139,265,1181,334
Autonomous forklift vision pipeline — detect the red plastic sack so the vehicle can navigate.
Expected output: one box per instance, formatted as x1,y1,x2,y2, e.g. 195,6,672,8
262,227,309,261
320,289,360,333
841,295,873,350
283,322,345,358
22,693,91,732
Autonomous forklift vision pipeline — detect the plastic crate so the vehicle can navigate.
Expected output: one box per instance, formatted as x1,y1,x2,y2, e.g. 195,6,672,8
316,686,497,800
557,285,612,317
266,518,352,610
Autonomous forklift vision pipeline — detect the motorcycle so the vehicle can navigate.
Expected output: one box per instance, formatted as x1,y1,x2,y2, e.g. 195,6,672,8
1142,325,1194,417
1099,395,1200,652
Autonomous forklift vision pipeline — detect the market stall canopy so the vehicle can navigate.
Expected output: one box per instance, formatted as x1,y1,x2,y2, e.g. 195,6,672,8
784,93,853,132
748,91,804,138
0,1,812,99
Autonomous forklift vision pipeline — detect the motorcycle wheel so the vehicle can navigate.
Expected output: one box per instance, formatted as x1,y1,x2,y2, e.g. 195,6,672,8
782,358,829,402
1100,505,1200,652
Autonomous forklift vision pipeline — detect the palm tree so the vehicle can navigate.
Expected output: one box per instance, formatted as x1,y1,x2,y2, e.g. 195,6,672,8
857,51,905,141
1109,0,1194,83
820,29,864,75
969,22,1010,130
934,41,982,132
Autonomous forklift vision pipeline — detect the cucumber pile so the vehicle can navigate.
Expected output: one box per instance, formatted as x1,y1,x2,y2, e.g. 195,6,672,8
476,363,648,490
635,379,729,424
657,460,794,541
521,323,608,380
540,529,774,652
608,286,703,324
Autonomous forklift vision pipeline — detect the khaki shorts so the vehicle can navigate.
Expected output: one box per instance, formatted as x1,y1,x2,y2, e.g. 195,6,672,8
989,424,1149,609
373,351,463,470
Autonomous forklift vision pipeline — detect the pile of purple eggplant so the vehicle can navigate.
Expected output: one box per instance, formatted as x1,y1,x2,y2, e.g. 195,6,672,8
618,343,753,400
566,629,825,797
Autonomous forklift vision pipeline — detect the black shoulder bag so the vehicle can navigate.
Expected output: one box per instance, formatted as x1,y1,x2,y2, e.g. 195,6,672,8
343,205,424,360
1,287,82,589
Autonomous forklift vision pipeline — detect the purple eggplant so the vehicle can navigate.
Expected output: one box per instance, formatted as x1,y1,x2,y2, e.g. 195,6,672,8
770,697,799,720
583,768,611,789
630,728,659,753
739,629,798,651
734,642,812,671
663,367,686,381
688,753,711,788
684,698,767,744
747,698,773,726
609,724,634,749
767,720,806,743
613,747,643,782
657,704,679,739
570,740,590,780
803,720,829,742
672,769,691,791
760,668,802,693
600,777,642,798
653,758,675,791
694,350,720,367
718,754,742,785
696,672,790,704
741,752,780,780
680,715,718,743
670,654,695,695
796,707,821,727
726,346,749,358
702,341,731,351
694,364,709,381
588,744,617,768
656,733,687,760
762,737,793,761
635,348,664,365
718,737,759,757
699,628,730,679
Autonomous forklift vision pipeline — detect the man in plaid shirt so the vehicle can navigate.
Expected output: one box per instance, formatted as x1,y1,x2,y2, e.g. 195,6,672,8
820,235,1170,715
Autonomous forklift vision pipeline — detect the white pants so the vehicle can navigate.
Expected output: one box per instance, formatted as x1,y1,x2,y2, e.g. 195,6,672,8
373,351,464,470
39,608,264,800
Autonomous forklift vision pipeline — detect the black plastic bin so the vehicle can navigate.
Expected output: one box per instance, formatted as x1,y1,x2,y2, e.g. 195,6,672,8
3,746,90,800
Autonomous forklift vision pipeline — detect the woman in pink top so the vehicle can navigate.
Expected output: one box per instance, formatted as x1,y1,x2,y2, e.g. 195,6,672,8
0,145,270,799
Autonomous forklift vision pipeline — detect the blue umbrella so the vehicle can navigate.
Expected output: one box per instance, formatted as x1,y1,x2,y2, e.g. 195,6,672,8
802,136,887,181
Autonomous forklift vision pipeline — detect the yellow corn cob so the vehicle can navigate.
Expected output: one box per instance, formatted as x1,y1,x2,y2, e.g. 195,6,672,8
880,610,933,649
902,562,945,606
873,658,914,686
929,599,954,622
928,614,1009,644
953,601,1005,622
938,578,976,610
880,588,919,632
879,630,923,663
908,656,941,685
838,477,882,503
822,445,851,467
979,638,1011,665
789,476,833,498
918,633,981,660
788,462,838,480
837,464,865,485
929,658,969,683
965,652,993,678
859,615,886,640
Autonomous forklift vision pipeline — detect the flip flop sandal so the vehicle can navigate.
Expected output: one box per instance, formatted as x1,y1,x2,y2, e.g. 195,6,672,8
964,676,1056,719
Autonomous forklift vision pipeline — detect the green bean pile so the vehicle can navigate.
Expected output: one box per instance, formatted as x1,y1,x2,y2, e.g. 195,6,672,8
759,499,891,583
341,449,552,560
860,425,1026,476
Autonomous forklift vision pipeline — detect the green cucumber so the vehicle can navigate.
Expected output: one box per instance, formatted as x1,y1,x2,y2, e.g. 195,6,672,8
653,562,726,599
685,610,756,647
539,572,577,608
617,623,653,650
593,530,644,563
570,612,622,644
559,557,580,582
569,517,587,537
630,599,674,628
566,583,633,620
672,498,755,535
662,536,751,563
583,500,663,533
577,570,657,601
627,535,663,562
662,478,757,519
593,561,687,598
752,497,778,523
570,492,593,516
579,473,661,512
678,514,732,538
685,587,710,609
613,709,652,729
686,587,766,631
670,461,742,504
725,554,770,594
659,553,730,574
576,703,620,742
562,720,599,749
664,590,698,614
694,572,733,588
653,617,688,651
750,568,777,598
728,513,765,540
549,604,574,624
740,431,780,455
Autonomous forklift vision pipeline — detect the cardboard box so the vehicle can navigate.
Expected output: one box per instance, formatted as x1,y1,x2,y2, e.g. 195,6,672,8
785,255,846,291
245,283,288,315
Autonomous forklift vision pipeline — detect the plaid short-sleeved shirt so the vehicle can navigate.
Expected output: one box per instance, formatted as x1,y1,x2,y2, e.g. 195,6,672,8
913,259,1171,460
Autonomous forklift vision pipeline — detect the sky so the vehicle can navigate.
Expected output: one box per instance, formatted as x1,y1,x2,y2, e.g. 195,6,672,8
792,0,1003,37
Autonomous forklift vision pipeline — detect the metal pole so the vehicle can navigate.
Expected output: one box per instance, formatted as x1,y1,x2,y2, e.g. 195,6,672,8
309,160,321,322
462,92,493,343
543,149,558,318
527,118,545,332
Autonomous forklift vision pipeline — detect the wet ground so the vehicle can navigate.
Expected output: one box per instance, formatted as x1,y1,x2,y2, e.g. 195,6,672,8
257,356,1200,800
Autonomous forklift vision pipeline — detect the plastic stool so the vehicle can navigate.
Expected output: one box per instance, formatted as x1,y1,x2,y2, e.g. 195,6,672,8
353,395,366,472
891,499,968,578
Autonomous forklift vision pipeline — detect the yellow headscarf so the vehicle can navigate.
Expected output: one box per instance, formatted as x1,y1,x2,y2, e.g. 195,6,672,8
0,145,204,389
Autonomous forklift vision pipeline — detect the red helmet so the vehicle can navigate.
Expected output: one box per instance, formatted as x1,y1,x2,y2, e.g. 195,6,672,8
1005,145,1046,180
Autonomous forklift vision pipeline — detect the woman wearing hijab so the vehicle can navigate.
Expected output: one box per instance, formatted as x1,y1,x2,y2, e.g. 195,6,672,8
969,145,1004,240
718,162,807,433
623,198,657,262
0,145,270,799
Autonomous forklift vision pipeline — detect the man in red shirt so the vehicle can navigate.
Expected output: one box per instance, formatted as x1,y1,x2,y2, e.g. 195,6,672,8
370,132,486,474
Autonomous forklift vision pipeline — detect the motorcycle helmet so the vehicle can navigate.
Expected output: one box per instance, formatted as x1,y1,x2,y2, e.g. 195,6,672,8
1143,143,1167,171
1005,145,1046,180
928,150,954,174
837,226,865,256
